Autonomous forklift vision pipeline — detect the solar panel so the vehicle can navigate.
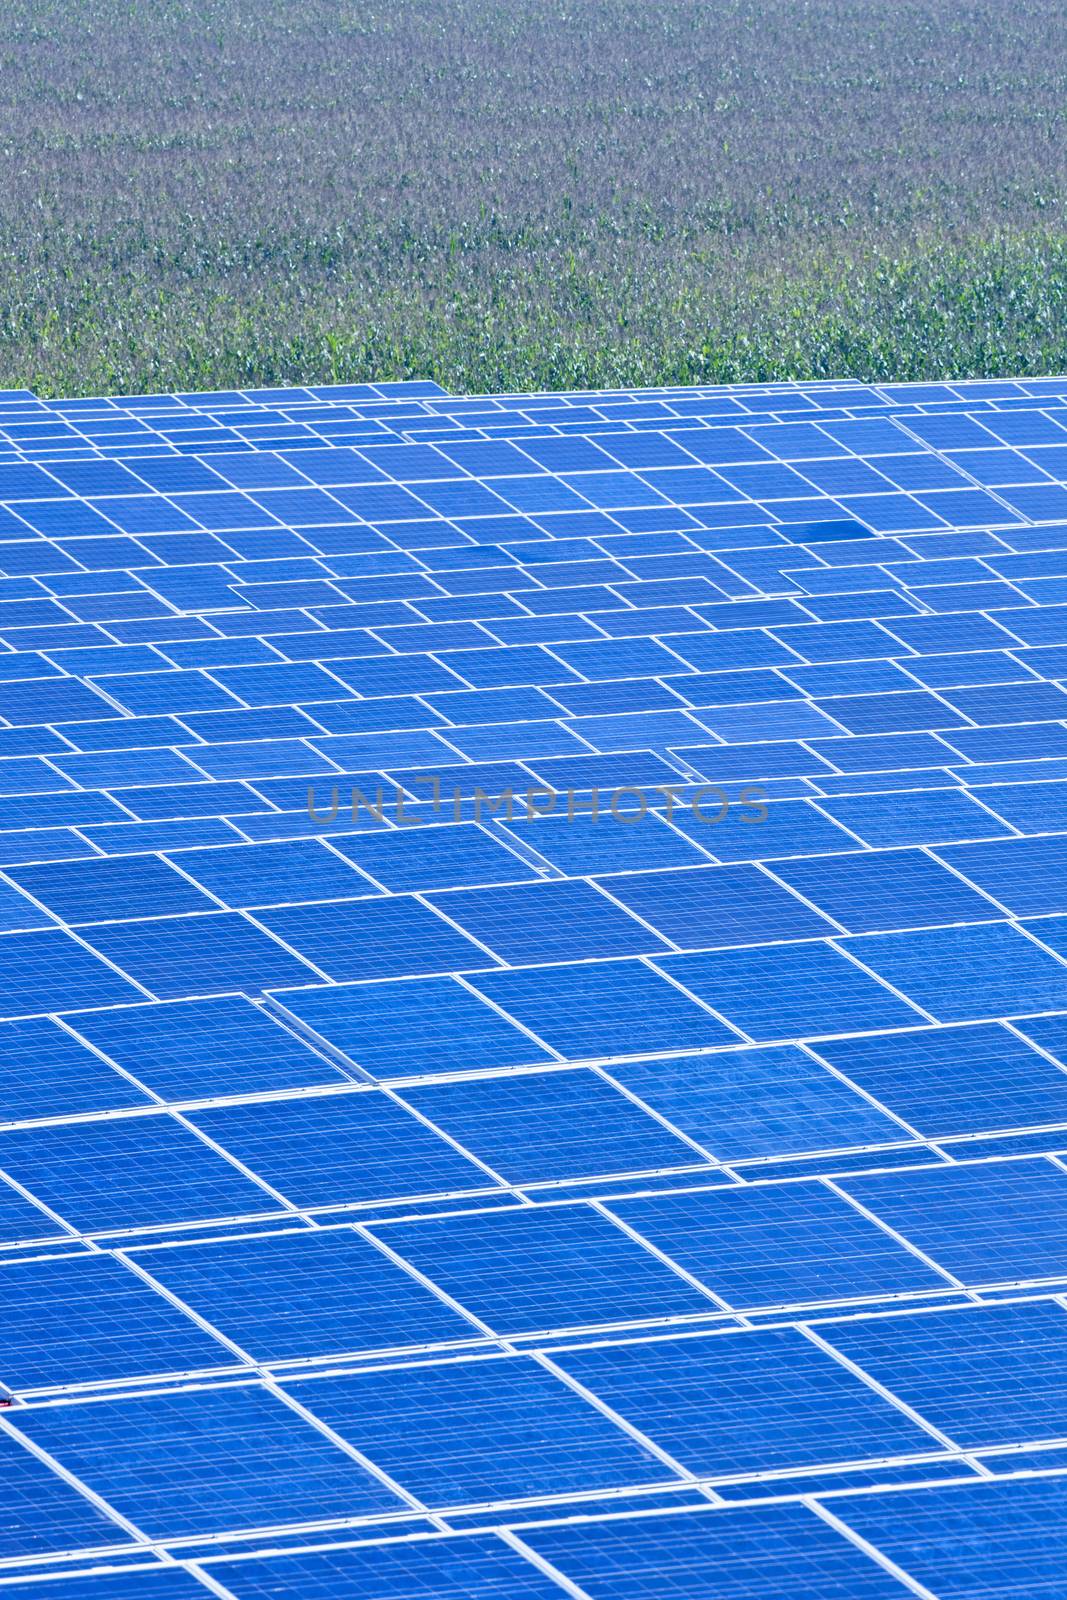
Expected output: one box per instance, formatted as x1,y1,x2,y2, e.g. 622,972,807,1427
3,372,1067,1595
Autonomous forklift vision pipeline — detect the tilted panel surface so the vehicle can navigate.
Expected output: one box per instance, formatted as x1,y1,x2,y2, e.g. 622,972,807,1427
1,374,1067,1596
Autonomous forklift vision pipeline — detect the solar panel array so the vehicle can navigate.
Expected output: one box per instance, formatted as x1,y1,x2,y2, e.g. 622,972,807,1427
2,371,1067,1597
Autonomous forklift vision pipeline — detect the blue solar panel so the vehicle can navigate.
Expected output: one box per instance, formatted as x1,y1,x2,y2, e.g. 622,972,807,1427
216,1538,568,1600
830,1476,1067,1597
6,372,1067,1595
611,1182,943,1307
131,1226,478,1362
523,1503,912,1599
555,1326,934,1475
18,1383,401,1536
0,1253,229,1387
282,1357,669,1504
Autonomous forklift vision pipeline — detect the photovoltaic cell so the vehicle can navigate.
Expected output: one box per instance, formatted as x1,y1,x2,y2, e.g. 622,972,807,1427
555,1326,934,1476
189,1089,493,1207
63,994,352,1099
17,1383,402,1537
833,1476,1067,1598
611,1181,944,1308
285,1356,671,1506
0,1253,228,1387
0,1573,212,1600
130,1225,478,1361
398,1067,702,1182
374,1203,716,1333
0,1432,127,1557
523,1502,912,1600
6,373,1067,1596
211,1536,568,1600
606,1044,903,1159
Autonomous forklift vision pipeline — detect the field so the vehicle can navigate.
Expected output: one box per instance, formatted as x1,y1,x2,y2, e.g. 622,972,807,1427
1,0,1065,396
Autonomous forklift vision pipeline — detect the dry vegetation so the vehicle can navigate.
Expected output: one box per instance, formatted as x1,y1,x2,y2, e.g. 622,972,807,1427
0,0,1065,394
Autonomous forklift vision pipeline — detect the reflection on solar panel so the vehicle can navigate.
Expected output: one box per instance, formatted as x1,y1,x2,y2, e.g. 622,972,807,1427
3,372,1067,1596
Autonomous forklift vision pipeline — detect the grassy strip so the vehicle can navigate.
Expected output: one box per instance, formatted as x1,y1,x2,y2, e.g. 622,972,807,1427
3,230,1065,397
0,0,1063,395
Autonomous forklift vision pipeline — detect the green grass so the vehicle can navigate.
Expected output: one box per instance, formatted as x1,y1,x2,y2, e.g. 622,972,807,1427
1,0,1065,395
